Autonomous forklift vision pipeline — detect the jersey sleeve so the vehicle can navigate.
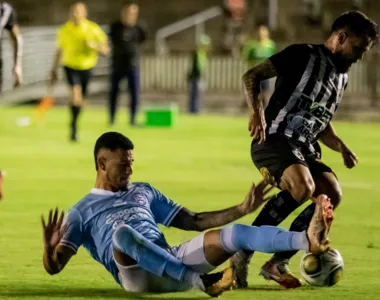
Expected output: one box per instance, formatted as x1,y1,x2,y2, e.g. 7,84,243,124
149,185,182,227
59,208,83,253
269,44,311,75
108,22,116,41
137,24,147,43
4,6,17,31
56,27,65,49
93,24,108,43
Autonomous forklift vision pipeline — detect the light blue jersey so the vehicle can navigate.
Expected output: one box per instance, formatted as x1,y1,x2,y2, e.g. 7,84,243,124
59,182,182,284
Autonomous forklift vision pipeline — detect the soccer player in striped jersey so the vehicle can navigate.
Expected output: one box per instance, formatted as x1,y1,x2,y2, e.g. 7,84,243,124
41,132,334,297
230,11,379,289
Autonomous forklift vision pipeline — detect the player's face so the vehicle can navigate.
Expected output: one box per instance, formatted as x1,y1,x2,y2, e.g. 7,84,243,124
334,32,372,72
70,3,87,22
121,4,139,25
258,26,269,40
105,149,134,191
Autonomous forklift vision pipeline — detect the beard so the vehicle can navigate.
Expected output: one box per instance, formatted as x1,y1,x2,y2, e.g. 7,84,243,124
332,53,352,73
107,173,130,191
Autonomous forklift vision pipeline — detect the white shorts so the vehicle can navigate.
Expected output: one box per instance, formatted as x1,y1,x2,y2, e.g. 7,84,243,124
115,233,216,293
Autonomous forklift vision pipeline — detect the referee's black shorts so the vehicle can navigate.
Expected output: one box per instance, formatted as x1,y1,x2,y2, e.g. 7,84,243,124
63,66,93,97
250,134,334,186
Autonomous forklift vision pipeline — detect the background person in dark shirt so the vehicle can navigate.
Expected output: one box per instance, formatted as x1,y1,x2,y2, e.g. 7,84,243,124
108,2,146,126
0,1,23,91
187,35,210,114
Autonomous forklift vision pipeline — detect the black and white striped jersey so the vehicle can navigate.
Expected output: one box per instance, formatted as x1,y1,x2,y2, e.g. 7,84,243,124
0,2,16,41
265,44,348,151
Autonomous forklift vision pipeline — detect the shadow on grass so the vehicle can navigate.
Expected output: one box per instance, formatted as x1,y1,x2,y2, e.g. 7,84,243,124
244,284,318,291
0,286,208,299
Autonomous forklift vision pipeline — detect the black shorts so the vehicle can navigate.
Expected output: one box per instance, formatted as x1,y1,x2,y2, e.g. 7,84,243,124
251,134,334,185
63,66,93,97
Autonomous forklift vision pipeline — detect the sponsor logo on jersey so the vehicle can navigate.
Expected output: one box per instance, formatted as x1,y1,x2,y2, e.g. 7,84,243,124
292,148,305,161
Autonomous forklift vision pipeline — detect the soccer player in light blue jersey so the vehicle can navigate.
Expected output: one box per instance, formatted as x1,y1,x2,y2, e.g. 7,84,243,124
41,132,334,297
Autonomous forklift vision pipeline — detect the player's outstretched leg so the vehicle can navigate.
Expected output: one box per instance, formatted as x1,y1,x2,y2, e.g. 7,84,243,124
260,170,341,288
112,224,235,297
258,203,315,289
259,194,334,287
219,195,334,285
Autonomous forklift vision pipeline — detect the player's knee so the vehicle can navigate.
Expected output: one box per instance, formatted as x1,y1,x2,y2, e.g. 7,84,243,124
290,178,315,203
113,225,135,254
71,86,83,105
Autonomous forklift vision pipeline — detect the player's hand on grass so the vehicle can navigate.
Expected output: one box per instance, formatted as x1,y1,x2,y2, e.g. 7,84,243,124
41,208,65,251
341,146,358,169
240,180,274,214
249,109,266,144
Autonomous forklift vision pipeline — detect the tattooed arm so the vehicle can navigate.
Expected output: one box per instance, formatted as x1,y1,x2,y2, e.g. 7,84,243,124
242,59,277,111
170,181,273,231
243,59,277,143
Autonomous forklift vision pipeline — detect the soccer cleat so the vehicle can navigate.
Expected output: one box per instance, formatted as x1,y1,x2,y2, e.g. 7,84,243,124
259,260,302,289
229,251,252,288
201,267,236,297
307,194,334,254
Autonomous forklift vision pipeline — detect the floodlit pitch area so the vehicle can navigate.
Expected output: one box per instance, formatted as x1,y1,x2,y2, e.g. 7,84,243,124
1,106,380,300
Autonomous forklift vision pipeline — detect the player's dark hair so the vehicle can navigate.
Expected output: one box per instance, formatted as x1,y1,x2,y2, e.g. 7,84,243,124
94,132,134,170
122,1,138,7
70,1,86,6
332,11,379,45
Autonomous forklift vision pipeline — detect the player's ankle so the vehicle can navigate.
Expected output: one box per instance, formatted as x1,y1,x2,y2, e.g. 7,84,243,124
269,256,289,265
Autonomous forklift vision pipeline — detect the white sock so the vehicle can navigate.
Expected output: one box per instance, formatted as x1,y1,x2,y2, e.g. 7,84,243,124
291,231,309,251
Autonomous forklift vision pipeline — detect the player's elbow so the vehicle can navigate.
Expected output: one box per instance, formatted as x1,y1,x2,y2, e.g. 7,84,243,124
182,215,204,232
242,68,259,87
242,70,253,83
191,224,204,232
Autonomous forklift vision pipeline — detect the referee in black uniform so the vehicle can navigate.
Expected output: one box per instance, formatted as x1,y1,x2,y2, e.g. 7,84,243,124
0,1,22,91
108,2,146,126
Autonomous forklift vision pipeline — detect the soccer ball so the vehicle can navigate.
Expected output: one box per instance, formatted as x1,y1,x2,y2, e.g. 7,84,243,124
300,249,344,287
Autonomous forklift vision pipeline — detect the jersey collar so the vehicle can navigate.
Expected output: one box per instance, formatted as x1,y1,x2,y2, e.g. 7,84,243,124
90,188,117,196
90,183,133,195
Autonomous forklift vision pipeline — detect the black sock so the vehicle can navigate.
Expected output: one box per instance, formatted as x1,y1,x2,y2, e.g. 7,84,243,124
271,203,316,263
252,190,300,226
70,105,81,141
243,191,300,255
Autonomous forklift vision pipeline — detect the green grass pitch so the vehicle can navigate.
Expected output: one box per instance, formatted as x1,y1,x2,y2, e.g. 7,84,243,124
0,106,380,300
